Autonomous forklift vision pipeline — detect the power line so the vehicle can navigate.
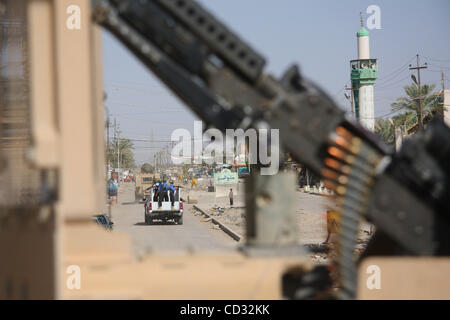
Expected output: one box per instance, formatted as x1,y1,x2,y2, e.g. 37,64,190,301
130,137,205,143
375,74,412,90
359,106,407,120
113,116,191,125
377,56,416,82
377,66,408,84
374,97,401,102
428,68,448,73
120,131,176,138
105,85,175,96
107,101,184,110
109,110,181,116
428,64,450,71
107,79,167,88
131,146,168,149
332,86,346,99
422,55,450,63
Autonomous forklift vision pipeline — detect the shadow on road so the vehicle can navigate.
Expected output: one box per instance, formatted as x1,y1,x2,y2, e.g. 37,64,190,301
121,201,139,205
134,221,178,226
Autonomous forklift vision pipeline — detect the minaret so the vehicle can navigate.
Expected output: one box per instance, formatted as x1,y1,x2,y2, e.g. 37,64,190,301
350,14,378,131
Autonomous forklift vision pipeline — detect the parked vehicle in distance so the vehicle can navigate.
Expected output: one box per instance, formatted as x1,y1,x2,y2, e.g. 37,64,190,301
135,173,159,201
238,167,249,178
92,214,114,230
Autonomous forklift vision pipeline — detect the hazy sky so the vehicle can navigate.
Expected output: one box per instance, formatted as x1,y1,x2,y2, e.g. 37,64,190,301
102,0,450,164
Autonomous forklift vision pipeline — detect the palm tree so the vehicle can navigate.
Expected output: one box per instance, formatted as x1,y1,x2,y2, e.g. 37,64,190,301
391,83,440,130
392,111,417,134
107,137,135,168
375,118,395,145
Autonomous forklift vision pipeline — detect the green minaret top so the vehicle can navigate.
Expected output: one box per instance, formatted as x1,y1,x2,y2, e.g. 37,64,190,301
357,27,369,37
357,12,369,37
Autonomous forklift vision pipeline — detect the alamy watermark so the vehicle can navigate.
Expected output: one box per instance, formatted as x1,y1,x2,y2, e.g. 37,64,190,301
366,5,381,30
366,264,381,290
66,5,81,30
171,121,280,175
66,265,81,290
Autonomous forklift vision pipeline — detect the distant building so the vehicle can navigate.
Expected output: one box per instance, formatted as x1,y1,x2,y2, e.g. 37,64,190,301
443,89,450,127
350,20,378,132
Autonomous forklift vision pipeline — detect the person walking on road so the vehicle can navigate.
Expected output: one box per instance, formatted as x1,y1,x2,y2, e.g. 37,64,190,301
229,188,234,207
107,177,118,205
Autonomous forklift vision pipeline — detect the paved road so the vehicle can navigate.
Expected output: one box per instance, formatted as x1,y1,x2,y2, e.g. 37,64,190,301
110,183,236,256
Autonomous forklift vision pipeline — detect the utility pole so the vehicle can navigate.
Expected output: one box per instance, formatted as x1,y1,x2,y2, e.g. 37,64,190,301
441,68,446,118
113,118,117,170
150,129,154,165
157,151,160,171
442,69,446,92
165,147,168,169
409,54,428,129
106,109,110,179
114,118,121,183
105,103,112,218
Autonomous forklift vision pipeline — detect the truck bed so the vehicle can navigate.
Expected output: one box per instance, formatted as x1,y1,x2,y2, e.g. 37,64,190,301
149,201,181,212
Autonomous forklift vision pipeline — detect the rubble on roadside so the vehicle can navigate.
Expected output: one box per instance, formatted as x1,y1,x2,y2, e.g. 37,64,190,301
207,205,246,236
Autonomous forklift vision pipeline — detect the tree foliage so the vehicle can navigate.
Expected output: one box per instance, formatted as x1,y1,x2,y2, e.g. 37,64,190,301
374,118,395,145
374,82,442,145
391,83,441,128
107,137,136,169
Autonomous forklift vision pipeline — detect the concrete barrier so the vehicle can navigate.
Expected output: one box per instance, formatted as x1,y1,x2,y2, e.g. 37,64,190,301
187,193,198,204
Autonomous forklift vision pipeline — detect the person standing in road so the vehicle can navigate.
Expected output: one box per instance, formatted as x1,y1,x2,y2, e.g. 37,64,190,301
168,180,176,208
152,180,160,202
229,188,234,207
157,180,169,209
